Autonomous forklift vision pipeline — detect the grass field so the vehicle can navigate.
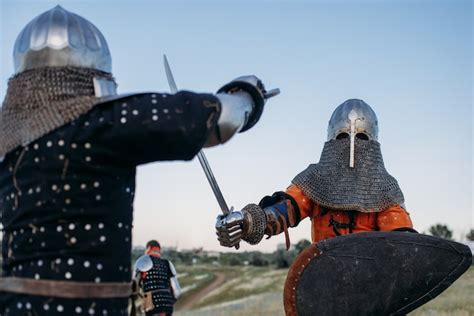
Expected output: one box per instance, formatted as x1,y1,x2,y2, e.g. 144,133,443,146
410,266,474,316
172,265,286,310
173,266,217,310
175,265,474,316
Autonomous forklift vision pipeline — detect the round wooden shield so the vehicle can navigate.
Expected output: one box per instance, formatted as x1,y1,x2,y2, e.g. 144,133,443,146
284,232,472,316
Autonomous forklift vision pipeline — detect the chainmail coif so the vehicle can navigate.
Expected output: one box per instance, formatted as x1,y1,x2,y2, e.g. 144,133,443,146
292,138,404,213
0,67,115,157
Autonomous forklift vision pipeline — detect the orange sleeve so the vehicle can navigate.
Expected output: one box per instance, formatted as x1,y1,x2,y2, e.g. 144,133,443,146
377,204,414,231
285,184,314,221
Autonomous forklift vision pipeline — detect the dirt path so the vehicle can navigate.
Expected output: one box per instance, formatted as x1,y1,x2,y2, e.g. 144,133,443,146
177,272,226,311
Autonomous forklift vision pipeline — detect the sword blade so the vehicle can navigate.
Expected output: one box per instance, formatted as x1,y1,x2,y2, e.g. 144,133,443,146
163,55,178,94
163,55,231,215
196,151,231,215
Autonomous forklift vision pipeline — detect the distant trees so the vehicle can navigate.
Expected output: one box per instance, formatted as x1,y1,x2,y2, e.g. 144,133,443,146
131,226,474,270
272,239,312,269
428,224,453,240
273,248,294,268
131,239,313,268
250,252,270,266
226,254,243,266
295,239,311,254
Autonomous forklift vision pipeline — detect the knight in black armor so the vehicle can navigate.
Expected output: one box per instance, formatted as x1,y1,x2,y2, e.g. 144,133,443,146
0,5,277,315
134,241,180,316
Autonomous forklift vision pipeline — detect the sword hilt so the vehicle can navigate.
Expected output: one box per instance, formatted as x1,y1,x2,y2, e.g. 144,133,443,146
264,88,280,99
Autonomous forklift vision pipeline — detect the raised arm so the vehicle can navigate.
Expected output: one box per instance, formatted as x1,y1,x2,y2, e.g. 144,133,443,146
216,185,314,249
86,76,270,166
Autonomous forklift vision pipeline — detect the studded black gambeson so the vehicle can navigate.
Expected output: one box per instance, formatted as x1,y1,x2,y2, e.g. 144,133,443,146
142,256,175,315
0,92,220,315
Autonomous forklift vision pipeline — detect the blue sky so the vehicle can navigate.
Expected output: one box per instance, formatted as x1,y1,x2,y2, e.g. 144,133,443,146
0,0,472,252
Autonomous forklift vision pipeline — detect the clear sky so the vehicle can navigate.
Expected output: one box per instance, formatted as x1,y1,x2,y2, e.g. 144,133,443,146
0,0,472,252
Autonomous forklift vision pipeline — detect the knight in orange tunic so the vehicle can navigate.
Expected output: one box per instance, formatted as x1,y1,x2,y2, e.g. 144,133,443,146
216,99,416,249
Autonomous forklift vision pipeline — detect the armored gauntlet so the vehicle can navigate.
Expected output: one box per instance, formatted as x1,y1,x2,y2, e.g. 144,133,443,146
216,196,299,249
215,204,267,247
205,76,279,147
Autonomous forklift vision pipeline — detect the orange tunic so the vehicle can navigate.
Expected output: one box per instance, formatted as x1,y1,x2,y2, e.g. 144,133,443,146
285,185,414,243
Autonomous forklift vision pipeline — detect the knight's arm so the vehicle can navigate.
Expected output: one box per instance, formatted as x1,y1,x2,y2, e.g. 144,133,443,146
258,185,313,238
91,78,263,166
376,205,417,233
93,91,220,165
216,185,313,249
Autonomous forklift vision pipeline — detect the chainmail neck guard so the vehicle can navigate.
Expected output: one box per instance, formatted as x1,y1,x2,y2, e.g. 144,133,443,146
0,67,115,156
292,138,404,213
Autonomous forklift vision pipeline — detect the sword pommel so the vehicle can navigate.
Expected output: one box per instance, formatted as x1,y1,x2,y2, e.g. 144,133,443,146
264,88,280,99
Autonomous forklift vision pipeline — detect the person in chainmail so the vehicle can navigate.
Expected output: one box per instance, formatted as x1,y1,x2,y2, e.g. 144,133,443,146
0,6,275,316
134,240,180,316
216,99,416,250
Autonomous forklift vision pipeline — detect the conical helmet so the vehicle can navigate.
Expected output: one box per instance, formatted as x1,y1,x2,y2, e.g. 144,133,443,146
327,99,379,167
13,5,112,74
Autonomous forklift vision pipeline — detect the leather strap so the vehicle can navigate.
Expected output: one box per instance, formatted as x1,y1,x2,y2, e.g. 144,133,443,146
0,277,132,299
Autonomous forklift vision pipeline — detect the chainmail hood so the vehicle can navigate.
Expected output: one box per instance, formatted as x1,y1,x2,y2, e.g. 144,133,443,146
0,67,115,157
292,138,404,213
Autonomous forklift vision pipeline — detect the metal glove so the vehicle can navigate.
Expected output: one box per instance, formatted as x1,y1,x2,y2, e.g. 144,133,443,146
217,76,279,132
216,210,246,248
215,204,267,248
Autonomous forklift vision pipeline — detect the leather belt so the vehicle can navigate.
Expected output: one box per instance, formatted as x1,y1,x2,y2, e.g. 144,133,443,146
0,277,133,299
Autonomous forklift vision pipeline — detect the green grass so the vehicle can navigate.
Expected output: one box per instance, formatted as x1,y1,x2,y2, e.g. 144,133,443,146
174,265,218,309
174,265,286,309
410,266,474,315
194,266,287,308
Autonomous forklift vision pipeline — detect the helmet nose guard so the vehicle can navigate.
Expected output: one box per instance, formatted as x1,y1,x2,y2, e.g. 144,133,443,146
327,99,379,168
13,5,112,74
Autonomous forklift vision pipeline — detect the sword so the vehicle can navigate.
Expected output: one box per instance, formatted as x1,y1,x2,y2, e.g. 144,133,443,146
163,55,233,216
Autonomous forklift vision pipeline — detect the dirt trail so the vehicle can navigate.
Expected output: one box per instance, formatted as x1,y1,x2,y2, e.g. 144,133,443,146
177,272,226,311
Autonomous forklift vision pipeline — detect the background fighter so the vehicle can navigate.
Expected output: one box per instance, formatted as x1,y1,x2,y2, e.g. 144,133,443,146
134,240,180,316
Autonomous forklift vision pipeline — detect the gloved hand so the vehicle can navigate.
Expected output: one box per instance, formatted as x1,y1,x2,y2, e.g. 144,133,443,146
215,210,246,248
215,204,267,248
217,76,279,132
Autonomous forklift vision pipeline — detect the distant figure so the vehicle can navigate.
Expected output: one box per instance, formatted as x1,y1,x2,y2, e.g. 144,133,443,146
135,240,181,316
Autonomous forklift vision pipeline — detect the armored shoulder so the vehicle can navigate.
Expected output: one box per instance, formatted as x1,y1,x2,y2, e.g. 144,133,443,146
134,255,153,272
